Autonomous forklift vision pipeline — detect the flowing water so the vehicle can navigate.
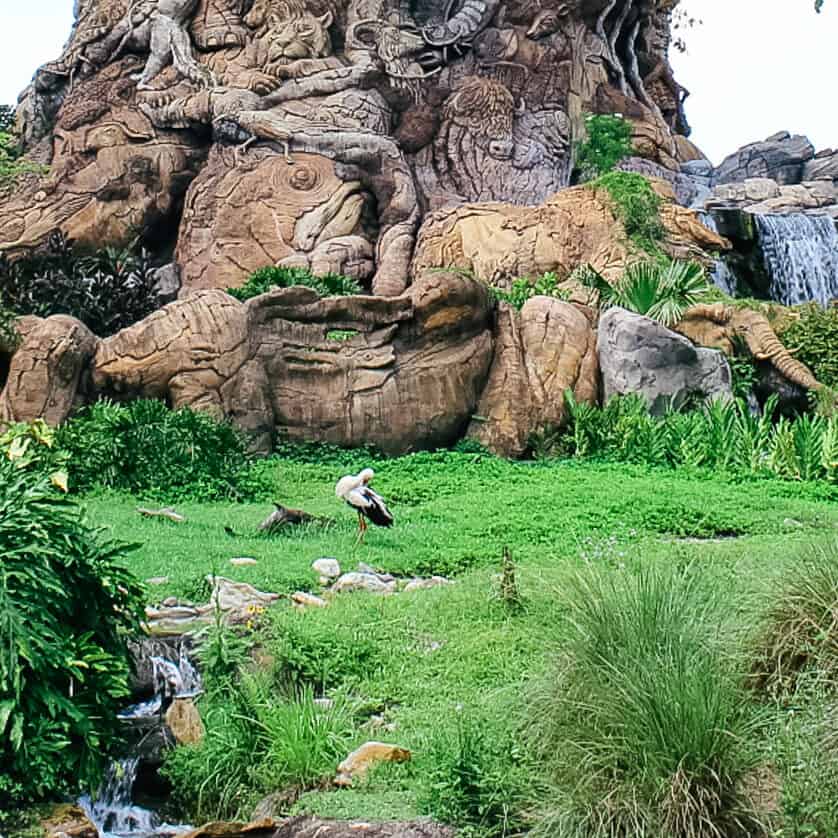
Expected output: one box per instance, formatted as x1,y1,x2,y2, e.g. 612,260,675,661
78,642,198,838
755,213,838,306
696,212,738,295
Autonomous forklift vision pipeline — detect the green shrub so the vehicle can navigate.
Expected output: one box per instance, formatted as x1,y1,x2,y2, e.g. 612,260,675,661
580,259,710,327
491,272,570,310
163,674,355,822
574,114,633,182
0,232,159,337
561,392,838,485
779,304,838,389
750,539,838,700
0,455,144,806
591,171,664,254
56,399,270,501
0,130,44,189
420,711,529,838
0,303,18,351
525,562,762,837
227,265,361,302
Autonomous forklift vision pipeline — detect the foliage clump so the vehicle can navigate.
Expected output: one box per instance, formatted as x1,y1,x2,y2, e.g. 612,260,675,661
591,171,665,254
578,260,710,327
490,271,570,310
561,391,838,484
0,433,144,806
228,265,362,302
779,304,838,389
0,112,44,190
574,113,633,182
56,399,270,501
0,232,160,337
750,539,838,699
525,562,762,838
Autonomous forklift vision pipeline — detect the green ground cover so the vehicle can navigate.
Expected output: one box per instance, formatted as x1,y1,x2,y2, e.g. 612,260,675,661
79,454,838,832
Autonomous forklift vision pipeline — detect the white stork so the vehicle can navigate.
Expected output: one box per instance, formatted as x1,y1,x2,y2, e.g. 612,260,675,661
335,468,393,542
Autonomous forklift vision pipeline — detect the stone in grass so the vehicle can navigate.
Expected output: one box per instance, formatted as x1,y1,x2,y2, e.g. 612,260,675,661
403,576,451,593
146,576,170,586
335,741,412,786
230,557,258,566
292,591,329,609
312,557,341,584
332,572,397,594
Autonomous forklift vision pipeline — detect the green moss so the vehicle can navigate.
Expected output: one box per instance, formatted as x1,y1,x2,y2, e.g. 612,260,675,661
590,171,665,256
574,113,633,182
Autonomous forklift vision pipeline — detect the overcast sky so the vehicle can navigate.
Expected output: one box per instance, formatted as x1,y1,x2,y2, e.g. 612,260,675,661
0,0,834,164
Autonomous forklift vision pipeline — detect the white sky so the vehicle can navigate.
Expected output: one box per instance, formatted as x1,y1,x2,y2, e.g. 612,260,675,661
0,0,835,165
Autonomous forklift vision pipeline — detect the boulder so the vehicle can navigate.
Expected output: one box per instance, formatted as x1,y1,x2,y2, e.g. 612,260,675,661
165,696,205,745
291,591,329,609
467,298,599,458
273,818,454,838
597,308,732,414
714,132,816,186
803,149,838,181
335,741,412,786
332,573,397,595
41,804,97,838
312,558,341,583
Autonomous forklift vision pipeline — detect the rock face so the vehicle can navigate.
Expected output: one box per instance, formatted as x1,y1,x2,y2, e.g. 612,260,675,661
714,132,816,186
467,298,599,458
2,0,694,294
597,307,732,414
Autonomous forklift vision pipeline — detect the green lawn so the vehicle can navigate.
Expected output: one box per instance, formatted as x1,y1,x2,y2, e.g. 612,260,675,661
81,456,838,828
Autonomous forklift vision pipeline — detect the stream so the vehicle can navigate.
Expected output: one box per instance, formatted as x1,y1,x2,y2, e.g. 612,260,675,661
78,644,200,838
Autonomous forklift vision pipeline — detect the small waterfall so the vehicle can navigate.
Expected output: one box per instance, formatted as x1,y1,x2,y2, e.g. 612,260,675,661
697,212,738,295
79,642,198,838
755,213,838,306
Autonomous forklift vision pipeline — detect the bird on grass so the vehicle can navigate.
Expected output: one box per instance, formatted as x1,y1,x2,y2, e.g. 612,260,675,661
335,468,393,543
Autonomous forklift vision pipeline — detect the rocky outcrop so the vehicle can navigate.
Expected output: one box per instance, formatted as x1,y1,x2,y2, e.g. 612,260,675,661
411,181,728,289
183,819,455,838
598,307,732,414
707,177,838,218
467,298,599,458
714,132,816,186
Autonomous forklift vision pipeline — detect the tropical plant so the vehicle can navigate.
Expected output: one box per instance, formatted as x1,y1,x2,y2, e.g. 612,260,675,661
579,259,710,326
561,391,838,484
574,113,633,182
0,453,144,806
779,303,838,389
750,539,838,699
0,128,44,189
0,231,160,337
227,265,362,302
525,562,763,837
490,271,571,310
55,399,271,501
0,419,68,492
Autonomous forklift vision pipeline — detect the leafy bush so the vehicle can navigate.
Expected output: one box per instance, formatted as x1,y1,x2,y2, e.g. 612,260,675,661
561,391,838,484
227,265,362,302
56,399,271,501
580,259,710,326
0,126,44,189
0,303,18,351
0,454,144,806
574,113,633,182
525,562,762,837
491,272,570,310
420,712,529,838
779,304,838,389
591,171,664,254
750,539,838,699
0,232,160,337
163,674,355,821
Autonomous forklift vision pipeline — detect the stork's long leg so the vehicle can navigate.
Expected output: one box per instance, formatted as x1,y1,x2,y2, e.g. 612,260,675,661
356,511,367,545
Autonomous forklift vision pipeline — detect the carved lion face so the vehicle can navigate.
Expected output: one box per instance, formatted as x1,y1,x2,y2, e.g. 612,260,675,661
266,10,334,62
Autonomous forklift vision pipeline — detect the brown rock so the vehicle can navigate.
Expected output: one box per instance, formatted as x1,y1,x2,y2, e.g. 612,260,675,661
165,696,205,745
41,804,97,838
273,818,455,838
335,741,412,786
468,298,599,457
180,819,277,838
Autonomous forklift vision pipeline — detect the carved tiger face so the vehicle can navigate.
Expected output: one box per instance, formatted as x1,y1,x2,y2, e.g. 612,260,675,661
266,10,334,62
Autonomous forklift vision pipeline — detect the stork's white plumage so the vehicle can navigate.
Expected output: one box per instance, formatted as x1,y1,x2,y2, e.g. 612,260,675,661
335,468,393,541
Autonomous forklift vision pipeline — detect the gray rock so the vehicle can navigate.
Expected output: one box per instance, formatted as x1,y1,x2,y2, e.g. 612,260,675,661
332,572,397,594
803,150,838,182
597,308,732,415
151,262,181,303
714,133,816,186
681,159,714,178
312,558,341,580
617,157,699,206
272,817,455,838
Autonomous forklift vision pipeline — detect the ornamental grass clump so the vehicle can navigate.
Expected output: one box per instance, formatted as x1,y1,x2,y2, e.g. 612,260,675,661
750,539,838,700
525,563,763,838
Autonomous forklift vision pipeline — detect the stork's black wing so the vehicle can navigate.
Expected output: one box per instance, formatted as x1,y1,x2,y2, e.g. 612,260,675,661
360,487,394,527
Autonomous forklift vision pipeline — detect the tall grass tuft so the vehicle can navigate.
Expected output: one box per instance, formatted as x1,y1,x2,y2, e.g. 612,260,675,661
525,563,763,838
750,539,838,700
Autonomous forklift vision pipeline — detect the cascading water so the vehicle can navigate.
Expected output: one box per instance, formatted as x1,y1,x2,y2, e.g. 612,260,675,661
755,213,838,306
79,642,198,838
696,212,738,295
